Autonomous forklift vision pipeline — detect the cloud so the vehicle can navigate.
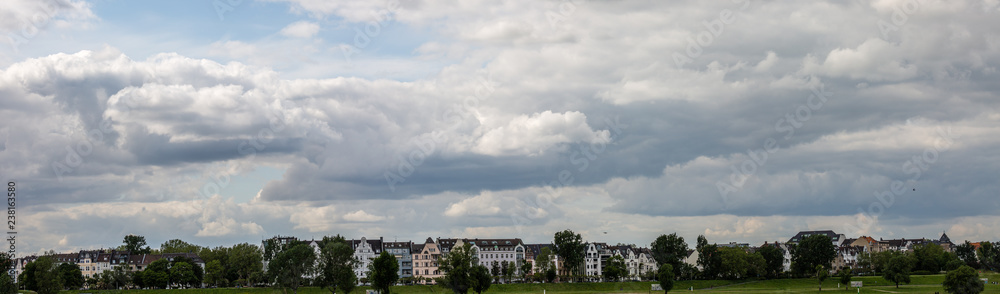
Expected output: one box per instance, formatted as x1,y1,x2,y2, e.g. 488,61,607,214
803,38,919,81
473,111,610,156
343,210,386,222
4,0,1000,254
280,21,320,38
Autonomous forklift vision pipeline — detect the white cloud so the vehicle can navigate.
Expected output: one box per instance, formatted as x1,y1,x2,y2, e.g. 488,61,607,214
280,21,320,38
803,38,919,81
343,210,386,222
473,111,610,156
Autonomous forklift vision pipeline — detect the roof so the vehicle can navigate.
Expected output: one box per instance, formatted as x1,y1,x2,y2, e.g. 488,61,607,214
53,253,78,263
787,230,842,243
385,241,413,250
437,238,459,251
523,243,554,257
351,237,385,252
464,238,524,251
939,232,953,244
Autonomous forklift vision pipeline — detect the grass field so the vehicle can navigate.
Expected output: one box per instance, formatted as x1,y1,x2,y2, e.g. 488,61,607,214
56,273,1000,294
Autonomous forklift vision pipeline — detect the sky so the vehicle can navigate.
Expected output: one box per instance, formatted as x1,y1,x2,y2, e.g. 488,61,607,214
1,0,999,256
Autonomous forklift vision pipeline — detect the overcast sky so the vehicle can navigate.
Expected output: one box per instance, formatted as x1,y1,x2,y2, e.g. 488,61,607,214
1,0,999,255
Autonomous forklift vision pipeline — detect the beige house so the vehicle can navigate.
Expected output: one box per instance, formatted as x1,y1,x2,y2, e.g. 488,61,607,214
412,237,449,284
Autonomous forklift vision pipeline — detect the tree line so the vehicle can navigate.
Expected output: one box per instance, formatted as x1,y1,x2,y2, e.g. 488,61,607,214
2,232,995,293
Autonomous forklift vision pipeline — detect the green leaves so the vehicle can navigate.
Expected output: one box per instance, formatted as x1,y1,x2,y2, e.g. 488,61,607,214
943,265,984,294
369,250,400,294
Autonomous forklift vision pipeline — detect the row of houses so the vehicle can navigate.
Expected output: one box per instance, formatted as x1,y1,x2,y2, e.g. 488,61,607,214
11,250,204,284
275,236,660,284
9,229,960,286
679,230,958,273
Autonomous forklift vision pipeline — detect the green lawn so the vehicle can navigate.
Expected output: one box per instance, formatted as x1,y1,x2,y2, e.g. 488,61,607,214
55,274,1000,294
697,273,1000,293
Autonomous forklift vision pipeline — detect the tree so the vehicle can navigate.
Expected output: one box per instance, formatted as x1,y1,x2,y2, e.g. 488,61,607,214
439,242,479,294
838,268,852,290
947,259,966,271
502,260,515,284
977,241,999,271
790,234,836,276
0,272,14,294
0,254,13,294
317,235,357,294
758,244,785,278
718,247,749,280
230,242,264,287
123,234,152,254
142,269,169,289
883,255,914,288
695,235,721,279
470,264,492,294
57,262,84,290
535,247,555,277
815,265,828,291
650,233,688,278
861,250,905,274
267,243,316,293
370,250,400,294
205,260,228,287
519,259,532,280
17,258,37,291
545,267,557,283
171,256,204,287
160,239,203,254
33,256,62,294
745,252,766,278
603,255,627,282
108,265,130,289
657,264,674,293
490,261,501,283
553,230,586,278
170,262,197,288
956,241,980,269
913,243,947,272
943,265,984,294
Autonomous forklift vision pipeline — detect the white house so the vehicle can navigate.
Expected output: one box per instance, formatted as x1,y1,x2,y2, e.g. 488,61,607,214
466,238,525,280
351,237,384,282
584,242,611,279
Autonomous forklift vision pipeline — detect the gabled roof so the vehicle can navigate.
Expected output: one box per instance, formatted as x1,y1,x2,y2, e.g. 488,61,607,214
939,231,953,244
351,237,384,252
